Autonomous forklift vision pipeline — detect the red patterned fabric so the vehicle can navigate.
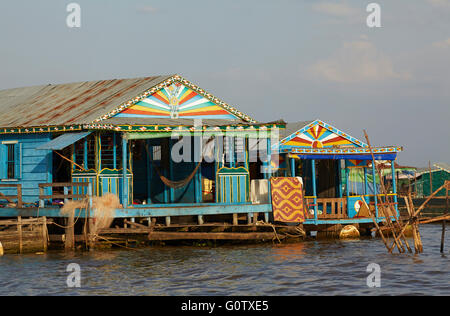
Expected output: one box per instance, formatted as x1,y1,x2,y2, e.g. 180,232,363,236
270,177,306,223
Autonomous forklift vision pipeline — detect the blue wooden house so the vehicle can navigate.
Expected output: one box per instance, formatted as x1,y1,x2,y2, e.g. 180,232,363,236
0,74,282,224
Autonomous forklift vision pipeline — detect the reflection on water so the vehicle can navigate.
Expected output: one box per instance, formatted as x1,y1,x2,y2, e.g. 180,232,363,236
0,224,449,295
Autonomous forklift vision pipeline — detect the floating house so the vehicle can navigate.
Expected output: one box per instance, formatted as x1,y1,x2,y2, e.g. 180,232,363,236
0,75,280,222
414,163,450,197
0,74,404,249
275,120,403,223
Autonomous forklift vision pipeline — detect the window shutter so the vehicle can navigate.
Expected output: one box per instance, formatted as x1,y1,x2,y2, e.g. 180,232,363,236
14,142,22,179
0,144,6,179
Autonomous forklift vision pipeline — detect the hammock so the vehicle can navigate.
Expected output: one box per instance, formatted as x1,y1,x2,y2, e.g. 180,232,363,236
145,137,213,189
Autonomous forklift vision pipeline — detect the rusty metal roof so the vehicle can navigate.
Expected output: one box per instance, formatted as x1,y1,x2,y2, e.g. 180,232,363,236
0,75,173,128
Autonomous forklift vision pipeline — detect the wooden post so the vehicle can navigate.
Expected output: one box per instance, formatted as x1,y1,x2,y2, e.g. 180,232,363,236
371,160,378,218
42,216,48,252
198,215,204,225
311,159,318,224
233,213,238,226
441,186,448,253
18,216,23,254
253,212,259,224
391,161,399,215
165,216,171,227
364,167,369,199
429,160,432,196
404,196,419,254
122,135,128,207
290,158,296,177
408,195,423,253
39,186,45,208
146,140,152,205
17,184,22,208
65,210,75,251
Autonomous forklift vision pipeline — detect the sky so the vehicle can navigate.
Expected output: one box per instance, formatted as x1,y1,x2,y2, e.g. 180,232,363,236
0,0,449,167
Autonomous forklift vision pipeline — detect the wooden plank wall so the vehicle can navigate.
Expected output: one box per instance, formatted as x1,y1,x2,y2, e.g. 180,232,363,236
0,133,52,204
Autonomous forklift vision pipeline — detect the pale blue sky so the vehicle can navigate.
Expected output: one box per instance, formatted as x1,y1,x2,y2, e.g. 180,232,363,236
0,0,449,167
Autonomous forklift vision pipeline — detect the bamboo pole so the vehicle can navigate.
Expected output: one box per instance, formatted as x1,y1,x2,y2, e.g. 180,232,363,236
408,195,423,252
405,196,420,253
429,161,432,196
363,130,410,253
389,182,447,252
362,200,391,252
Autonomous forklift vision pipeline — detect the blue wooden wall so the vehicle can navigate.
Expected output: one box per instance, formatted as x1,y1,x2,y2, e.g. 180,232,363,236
0,133,52,204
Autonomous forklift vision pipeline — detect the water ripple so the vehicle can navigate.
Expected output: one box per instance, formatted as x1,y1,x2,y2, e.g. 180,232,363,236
0,224,449,295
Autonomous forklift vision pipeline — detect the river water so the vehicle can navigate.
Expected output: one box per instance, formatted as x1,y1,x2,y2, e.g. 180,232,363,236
0,223,449,296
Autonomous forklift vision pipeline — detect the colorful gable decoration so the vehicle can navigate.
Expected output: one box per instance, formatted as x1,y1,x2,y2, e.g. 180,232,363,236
114,82,238,120
280,120,368,149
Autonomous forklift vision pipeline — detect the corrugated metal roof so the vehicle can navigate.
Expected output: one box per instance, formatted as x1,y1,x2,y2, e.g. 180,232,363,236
279,121,314,139
0,75,173,128
434,162,450,173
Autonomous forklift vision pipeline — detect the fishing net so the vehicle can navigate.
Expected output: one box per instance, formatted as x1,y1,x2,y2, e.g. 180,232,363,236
60,193,121,236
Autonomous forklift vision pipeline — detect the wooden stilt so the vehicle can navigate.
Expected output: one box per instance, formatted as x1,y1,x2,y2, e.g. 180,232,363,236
233,213,238,226
363,200,391,252
65,211,75,251
441,184,448,253
253,212,259,224
18,216,23,254
42,216,48,252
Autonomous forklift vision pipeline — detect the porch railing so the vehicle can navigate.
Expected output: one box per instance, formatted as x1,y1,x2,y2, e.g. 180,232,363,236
305,197,348,219
38,182,92,207
0,183,23,208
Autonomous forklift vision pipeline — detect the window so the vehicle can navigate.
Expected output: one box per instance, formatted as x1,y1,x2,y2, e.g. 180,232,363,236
6,144,15,179
1,141,22,180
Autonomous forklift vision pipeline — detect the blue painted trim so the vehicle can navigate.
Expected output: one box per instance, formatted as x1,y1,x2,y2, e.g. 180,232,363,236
289,153,398,160
113,133,117,169
290,157,295,177
311,159,317,224
84,137,88,169
391,160,399,215
122,136,128,206
372,160,378,218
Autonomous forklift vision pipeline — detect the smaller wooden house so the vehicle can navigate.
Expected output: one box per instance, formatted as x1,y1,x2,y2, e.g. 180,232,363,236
274,120,403,223
415,163,450,197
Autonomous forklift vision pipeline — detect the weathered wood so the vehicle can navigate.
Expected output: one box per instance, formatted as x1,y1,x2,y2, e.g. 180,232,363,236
42,216,47,252
233,213,238,225
390,182,448,253
148,231,280,241
18,216,23,253
0,184,23,208
38,182,90,188
364,130,411,253
65,211,75,251
419,214,450,225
